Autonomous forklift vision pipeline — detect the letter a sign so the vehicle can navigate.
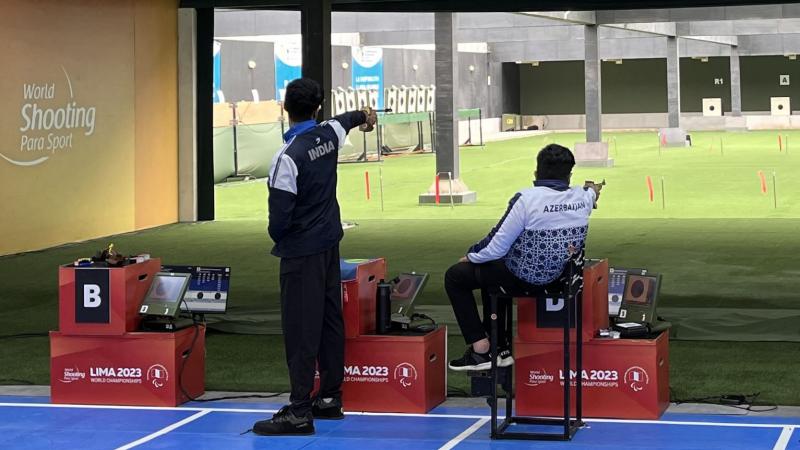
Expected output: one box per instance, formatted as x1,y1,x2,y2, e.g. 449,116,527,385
75,269,110,323
780,75,790,86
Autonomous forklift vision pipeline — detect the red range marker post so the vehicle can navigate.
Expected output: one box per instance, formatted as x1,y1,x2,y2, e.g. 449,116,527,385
778,135,783,152
646,176,655,202
365,171,371,200
435,174,441,205
758,170,768,194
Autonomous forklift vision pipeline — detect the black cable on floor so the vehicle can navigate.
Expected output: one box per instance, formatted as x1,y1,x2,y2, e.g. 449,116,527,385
0,333,48,340
176,308,288,403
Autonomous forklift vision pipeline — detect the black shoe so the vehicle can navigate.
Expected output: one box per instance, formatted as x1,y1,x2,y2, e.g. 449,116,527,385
497,347,514,367
253,406,315,436
448,347,492,372
312,397,344,420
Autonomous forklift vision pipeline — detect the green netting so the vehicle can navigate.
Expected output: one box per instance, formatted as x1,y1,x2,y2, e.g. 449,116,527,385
339,130,381,162
378,112,433,152
378,111,431,125
235,122,284,178
214,122,382,173
458,108,481,120
213,127,236,183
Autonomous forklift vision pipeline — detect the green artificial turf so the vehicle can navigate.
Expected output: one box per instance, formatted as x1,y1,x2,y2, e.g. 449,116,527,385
1,130,799,403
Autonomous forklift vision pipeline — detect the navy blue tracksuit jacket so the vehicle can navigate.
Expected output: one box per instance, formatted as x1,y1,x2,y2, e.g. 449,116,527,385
267,111,367,257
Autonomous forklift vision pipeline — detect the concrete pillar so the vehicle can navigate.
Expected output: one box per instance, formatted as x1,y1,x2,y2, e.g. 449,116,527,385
434,12,460,179
301,0,332,120
195,8,215,221
584,25,602,143
488,60,504,118
419,13,475,204
729,46,742,116
666,36,681,128
178,8,197,222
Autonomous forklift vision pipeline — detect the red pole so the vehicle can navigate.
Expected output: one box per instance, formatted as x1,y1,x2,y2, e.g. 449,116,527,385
758,170,768,194
365,171,371,200
778,135,783,152
435,174,441,205
646,176,654,202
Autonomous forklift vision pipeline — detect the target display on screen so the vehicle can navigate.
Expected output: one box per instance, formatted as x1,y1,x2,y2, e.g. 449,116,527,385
624,275,656,305
139,272,191,318
618,272,661,325
390,272,428,317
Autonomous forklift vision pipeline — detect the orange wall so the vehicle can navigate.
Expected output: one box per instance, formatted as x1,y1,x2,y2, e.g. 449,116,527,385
135,0,179,230
0,0,179,255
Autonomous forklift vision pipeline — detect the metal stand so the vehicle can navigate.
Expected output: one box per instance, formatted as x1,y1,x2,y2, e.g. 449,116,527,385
487,263,583,441
225,102,253,182
462,109,484,148
415,120,424,151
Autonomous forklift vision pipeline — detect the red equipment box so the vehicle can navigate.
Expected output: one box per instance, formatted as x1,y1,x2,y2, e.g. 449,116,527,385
341,258,386,338
326,327,446,414
514,331,669,419
50,326,206,407
517,258,609,343
58,259,161,336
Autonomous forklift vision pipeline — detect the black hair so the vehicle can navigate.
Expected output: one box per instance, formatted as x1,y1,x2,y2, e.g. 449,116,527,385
283,77,324,122
536,144,575,181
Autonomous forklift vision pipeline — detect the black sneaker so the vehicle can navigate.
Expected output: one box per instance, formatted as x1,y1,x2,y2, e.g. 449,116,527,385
312,397,344,420
253,406,315,436
497,347,514,367
448,347,492,372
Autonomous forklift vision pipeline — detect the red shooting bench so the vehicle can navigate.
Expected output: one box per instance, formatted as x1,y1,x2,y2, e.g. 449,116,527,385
513,258,669,420
51,259,206,407
332,258,446,414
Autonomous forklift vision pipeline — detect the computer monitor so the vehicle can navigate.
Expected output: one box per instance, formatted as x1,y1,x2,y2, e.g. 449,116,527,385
139,272,191,318
618,272,661,324
390,272,428,318
161,265,231,314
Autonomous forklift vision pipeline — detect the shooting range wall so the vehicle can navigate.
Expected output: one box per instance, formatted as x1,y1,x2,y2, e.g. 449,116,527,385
215,43,492,116
519,61,585,115
219,41,276,102
0,0,179,256
741,55,800,112
519,55,800,117
680,56,732,113
601,59,668,114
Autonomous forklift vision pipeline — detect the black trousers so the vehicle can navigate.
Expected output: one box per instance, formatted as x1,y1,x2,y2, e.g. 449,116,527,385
444,260,543,346
279,245,344,416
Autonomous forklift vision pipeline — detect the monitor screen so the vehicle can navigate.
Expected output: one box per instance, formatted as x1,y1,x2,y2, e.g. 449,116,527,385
623,275,657,306
139,273,191,317
391,272,428,316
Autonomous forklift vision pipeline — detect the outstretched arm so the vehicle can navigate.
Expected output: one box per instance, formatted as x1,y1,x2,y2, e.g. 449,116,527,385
325,108,378,150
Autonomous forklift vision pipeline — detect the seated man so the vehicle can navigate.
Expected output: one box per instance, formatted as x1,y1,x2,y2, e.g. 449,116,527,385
446,144,602,371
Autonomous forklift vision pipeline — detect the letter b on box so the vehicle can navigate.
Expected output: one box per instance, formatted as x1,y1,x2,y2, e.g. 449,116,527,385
75,269,110,323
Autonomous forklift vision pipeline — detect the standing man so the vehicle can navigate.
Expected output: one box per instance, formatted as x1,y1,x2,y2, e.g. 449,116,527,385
254,78,377,436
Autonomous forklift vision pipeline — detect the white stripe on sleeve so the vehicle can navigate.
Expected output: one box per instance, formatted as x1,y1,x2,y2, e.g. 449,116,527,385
269,153,299,195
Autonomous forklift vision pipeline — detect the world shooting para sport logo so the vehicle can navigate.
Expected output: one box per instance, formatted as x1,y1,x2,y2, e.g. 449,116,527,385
2,66,97,167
